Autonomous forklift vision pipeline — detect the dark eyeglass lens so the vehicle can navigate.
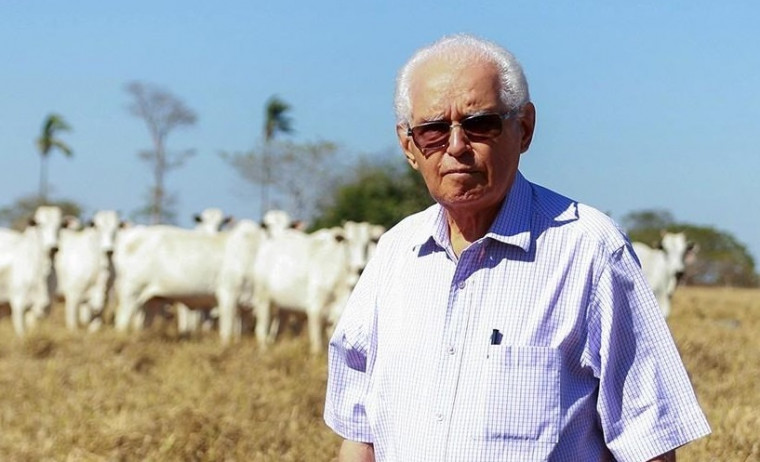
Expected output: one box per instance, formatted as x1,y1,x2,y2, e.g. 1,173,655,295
413,123,449,147
461,114,502,138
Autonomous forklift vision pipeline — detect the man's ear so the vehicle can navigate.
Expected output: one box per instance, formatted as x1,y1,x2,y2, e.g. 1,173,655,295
397,124,419,170
518,102,536,154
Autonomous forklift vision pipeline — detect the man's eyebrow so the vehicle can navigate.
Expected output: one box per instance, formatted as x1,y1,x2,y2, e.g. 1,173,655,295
467,109,499,117
415,113,447,124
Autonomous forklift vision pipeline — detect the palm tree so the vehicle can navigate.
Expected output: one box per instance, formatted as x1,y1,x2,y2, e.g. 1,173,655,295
36,113,73,203
261,96,293,216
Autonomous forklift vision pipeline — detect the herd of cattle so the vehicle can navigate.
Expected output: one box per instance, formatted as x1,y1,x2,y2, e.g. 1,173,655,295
0,205,695,353
0,206,384,353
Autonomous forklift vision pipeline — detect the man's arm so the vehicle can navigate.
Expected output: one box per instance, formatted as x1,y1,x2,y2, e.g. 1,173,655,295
648,450,675,461
338,440,375,462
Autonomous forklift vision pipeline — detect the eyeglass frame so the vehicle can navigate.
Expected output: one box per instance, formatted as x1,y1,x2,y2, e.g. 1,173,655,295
405,107,522,155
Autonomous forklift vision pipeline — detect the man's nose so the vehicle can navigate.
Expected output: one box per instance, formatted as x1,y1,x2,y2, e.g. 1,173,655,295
447,123,470,156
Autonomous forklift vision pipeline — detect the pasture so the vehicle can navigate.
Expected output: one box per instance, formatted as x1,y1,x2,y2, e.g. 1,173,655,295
0,286,757,461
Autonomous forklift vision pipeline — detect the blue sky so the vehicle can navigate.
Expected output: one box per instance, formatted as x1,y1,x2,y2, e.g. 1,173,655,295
2,1,759,261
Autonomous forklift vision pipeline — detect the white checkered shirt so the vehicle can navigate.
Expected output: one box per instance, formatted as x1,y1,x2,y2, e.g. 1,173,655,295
324,172,710,461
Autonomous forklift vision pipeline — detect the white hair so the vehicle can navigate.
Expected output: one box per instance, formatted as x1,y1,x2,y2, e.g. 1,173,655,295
394,34,530,126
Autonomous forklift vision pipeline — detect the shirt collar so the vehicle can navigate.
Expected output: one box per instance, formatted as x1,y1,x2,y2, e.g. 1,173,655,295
485,171,532,252
411,171,534,254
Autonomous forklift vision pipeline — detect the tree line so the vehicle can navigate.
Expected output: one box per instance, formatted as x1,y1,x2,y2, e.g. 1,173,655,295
1,82,756,287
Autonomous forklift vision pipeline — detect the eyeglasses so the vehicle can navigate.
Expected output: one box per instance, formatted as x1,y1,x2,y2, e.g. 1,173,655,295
406,109,520,155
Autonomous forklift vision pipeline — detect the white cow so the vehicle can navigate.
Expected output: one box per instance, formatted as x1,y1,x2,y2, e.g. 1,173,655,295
343,221,385,277
193,207,232,234
216,220,267,342
175,208,234,334
113,220,265,343
252,227,354,354
0,206,63,335
262,209,297,237
632,232,696,318
55,210,122,331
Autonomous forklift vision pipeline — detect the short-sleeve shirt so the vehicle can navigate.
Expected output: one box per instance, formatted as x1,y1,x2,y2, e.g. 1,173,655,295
324,171,710,461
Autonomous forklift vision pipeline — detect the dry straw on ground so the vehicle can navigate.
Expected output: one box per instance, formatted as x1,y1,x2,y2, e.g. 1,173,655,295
0,286,757,461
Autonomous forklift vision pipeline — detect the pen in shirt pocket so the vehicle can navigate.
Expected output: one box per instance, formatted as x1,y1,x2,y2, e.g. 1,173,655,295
490,329,502,345
487,329,502,359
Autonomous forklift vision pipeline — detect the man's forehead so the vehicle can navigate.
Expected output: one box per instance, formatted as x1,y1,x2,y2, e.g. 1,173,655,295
409,58,501,118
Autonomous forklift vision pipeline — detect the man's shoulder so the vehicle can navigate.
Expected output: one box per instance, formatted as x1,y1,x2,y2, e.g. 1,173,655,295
381,204,439,242
528,180,629,253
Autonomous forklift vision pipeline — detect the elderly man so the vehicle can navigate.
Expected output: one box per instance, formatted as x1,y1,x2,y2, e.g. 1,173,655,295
324,34,710,461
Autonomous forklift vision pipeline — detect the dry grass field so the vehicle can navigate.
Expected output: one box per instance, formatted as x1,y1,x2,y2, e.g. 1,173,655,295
0,286,757,461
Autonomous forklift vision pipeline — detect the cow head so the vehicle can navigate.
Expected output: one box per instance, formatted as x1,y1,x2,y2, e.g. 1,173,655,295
30,206,64,258
194,208,233,234
91,210,122,257
262,210,293,237
659,232,697,282
342,221,385,277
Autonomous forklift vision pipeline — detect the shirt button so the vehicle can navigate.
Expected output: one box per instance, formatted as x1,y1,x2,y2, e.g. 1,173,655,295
447,345,455,355
436,413,444,422
458,280,466,289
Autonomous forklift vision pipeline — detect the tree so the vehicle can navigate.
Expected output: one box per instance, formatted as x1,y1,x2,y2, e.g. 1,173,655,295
261,95,293,216
125,81,197,224
623,209,758,287
311,154,434,230
222,140,340,221
621,209,675,246
36,113,73,203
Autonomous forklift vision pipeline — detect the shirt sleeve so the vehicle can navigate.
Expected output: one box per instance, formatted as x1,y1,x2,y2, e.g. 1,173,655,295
584,243,711,462
323,249,379,443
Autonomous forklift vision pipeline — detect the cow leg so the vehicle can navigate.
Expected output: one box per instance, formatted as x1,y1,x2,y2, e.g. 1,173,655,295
201,308,218,332
86,285,107,328
217,308,234,344
10,302,26,336
254,297,272,349
177,303,197,335
660,294,672,318
306,306,324,355
133,309,147,329
65,293,82,330
267,307,282,343
216,290,239,344
79,302,91,327
25,309,38,331
87,306,104,333
114,295,138,332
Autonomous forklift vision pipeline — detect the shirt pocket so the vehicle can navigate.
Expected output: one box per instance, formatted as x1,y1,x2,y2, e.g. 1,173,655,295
477,345,561,443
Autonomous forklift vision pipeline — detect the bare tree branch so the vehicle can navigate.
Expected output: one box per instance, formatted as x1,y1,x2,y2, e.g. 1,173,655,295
125,81,196,224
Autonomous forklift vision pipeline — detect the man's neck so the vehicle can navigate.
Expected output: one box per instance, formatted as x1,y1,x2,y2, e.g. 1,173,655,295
445,203,501,257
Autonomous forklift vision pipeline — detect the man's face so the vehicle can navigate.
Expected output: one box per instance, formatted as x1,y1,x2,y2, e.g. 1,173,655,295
398,58,535,217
